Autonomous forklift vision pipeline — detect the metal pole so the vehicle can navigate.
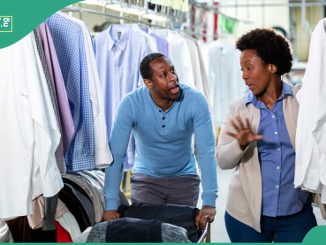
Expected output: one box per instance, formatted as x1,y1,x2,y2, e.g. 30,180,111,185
218,1,326,8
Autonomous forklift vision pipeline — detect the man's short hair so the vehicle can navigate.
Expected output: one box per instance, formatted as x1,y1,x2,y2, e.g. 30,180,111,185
140,53,165,80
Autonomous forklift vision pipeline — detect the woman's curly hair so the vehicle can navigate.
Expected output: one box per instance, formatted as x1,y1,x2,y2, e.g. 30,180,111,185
236,28,293,76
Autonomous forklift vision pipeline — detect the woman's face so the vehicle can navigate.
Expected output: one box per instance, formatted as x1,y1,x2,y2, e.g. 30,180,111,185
240,49,274,97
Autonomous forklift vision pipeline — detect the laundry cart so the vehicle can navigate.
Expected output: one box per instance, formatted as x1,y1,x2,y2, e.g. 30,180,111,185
74,202,210,243
117,202,210,243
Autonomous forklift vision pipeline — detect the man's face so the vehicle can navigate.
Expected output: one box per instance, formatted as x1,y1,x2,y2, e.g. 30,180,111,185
147,57,180,101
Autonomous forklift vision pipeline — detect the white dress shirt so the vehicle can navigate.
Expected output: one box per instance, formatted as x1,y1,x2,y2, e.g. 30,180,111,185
0,33,63,220
199,41,246,127
295,18,326,202
154,30,195,88
180,33,210,105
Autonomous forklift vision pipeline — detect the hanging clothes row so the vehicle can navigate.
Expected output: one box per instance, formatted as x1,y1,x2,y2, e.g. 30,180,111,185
199,40,247,129
0,31,64,221
0,12,113,221
92,20,212,168
59,7,245,145
46,12,113,172
295,18,326,207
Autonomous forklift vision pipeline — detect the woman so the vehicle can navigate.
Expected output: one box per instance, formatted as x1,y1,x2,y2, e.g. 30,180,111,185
216,28,317,242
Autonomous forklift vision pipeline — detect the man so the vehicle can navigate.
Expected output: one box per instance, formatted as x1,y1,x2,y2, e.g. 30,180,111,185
103,53,217,229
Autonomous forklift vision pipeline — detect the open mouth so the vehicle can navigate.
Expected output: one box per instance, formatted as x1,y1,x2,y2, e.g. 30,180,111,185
169,84,180,94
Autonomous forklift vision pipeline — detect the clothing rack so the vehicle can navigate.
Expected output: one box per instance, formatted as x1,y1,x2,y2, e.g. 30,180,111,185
216,0,326,8
192,0,326,23
192,2,253,25
63,0,191,29
62,5,171,29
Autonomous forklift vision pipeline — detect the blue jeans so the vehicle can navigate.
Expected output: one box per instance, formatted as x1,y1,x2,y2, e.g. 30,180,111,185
225,205,317,242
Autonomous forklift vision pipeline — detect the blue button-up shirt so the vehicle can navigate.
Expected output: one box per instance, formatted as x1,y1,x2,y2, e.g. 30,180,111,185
247,82,309,217
139,25,169,57
93,24,152,169
47,13,95,172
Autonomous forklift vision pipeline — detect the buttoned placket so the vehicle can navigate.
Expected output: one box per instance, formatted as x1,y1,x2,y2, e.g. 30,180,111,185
158,109,168,134
112,43,122,112
271,111,281,172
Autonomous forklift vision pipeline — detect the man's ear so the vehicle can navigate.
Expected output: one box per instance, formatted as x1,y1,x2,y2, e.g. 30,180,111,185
144,79,153,89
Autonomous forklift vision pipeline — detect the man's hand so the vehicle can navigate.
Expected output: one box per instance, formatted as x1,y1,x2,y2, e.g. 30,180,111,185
226,116,262,150
195,205,216,230
102,210,120,221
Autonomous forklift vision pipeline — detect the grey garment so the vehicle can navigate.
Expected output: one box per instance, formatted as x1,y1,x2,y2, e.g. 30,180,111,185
0,221,13,242
43,195,58,231
78,171,129,207
80,170,105,189
62,181,96,228
161,223,191,243
78,171,104,190
77,171,104,205
33,28,66,174
73,226,91,243
85,220,190,243
63,174,104,223
86,221,108,242
91,170,105,185
131,174,200,207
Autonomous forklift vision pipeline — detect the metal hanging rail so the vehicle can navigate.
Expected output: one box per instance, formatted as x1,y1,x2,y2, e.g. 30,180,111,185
216,0,326,8
62,5,171,28
192,2,253,24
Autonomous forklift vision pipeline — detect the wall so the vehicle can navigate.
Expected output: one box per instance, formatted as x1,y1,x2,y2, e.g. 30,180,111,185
291,2,323,61
219,0,290,37
211,0,324,61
